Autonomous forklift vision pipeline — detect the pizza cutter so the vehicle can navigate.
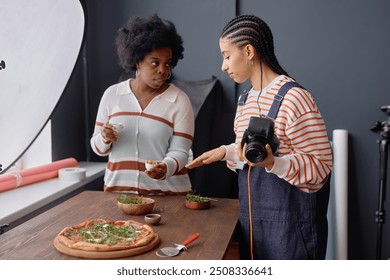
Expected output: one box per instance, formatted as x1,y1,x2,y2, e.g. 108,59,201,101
156,232,200,257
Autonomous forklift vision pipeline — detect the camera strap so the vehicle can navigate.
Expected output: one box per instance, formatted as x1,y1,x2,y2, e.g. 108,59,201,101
267,82,305,120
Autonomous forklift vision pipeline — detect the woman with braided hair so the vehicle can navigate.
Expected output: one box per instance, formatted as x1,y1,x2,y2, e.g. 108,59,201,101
187,15,333,259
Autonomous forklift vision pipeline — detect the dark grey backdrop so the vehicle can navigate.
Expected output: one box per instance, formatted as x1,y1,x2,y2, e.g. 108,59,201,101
51,0,390,259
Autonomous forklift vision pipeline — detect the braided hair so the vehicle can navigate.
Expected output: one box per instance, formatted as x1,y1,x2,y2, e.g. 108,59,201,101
221,15,288,76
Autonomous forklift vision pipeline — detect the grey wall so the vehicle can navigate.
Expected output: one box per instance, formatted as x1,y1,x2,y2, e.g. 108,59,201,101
51,0,390,259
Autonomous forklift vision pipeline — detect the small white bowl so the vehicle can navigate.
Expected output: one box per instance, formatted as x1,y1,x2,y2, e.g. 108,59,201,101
112,123,124,132
145,161,157,171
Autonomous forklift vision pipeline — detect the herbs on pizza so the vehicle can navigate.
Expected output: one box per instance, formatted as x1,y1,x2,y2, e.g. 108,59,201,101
67,221,140,245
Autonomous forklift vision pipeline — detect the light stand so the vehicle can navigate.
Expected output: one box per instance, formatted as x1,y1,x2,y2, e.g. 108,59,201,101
370,105,390,260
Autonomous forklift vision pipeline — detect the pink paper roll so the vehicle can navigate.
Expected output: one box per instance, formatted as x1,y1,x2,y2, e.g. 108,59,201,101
0,158,79,193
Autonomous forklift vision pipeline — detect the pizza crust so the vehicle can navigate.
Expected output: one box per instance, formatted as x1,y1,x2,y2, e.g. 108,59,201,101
54,234,160,259
55,218,157,252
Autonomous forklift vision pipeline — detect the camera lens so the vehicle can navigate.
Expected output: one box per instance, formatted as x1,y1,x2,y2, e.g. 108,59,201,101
245,142,267,163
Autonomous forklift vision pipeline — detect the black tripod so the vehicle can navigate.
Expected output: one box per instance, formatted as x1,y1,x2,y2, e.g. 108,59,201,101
371,105,390,260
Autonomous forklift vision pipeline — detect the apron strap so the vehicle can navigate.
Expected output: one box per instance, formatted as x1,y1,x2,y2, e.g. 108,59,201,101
268,81,305,119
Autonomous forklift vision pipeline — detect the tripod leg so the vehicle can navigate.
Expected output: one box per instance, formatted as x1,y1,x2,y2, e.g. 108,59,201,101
376,139,388,260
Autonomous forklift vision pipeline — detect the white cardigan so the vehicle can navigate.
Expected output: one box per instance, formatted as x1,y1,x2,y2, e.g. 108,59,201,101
90,79,194,195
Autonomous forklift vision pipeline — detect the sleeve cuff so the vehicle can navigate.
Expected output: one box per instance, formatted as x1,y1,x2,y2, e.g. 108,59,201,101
222,143,245,170
221,143,239,162
93,134,112,154
266,156,289,177
162,157,177,179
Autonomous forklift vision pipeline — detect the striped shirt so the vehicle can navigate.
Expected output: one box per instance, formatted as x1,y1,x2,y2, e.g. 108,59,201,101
224,75,333,193
90,79,194,195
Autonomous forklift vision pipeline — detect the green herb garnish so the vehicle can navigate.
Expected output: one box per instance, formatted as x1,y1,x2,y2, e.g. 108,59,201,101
186,194,210,202
76,222,139,244
117,195,147,204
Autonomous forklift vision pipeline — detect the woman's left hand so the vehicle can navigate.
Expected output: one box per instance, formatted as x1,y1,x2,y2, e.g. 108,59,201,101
237,143,275,170
145,162,167,180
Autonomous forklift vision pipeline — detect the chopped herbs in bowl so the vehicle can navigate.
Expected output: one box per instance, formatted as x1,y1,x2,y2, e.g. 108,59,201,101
117,195,155,215
185,194,213,210
185,194,211,202
117,195,147,204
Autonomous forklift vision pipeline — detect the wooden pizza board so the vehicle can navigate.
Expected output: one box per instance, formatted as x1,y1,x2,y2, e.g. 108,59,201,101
53,234,160,259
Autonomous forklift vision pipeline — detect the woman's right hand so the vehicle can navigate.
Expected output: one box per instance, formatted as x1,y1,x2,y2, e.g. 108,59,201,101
186,146,226,169
101,123,119,143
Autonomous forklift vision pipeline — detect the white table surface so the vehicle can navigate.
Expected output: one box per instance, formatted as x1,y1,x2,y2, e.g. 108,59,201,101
0,161,106,225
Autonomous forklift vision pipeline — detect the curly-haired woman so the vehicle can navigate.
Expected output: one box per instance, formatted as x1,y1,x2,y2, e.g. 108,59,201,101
91,14,194,195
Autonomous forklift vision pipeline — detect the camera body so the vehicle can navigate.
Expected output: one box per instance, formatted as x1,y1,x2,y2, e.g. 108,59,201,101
241,116,279,163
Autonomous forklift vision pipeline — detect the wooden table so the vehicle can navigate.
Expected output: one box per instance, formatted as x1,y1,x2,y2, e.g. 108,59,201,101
0,191,239,260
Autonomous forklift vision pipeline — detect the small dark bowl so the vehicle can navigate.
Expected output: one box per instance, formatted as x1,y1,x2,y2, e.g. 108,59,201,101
144,213,161,225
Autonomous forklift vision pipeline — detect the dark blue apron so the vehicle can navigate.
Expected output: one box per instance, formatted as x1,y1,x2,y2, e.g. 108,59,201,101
238,167,330,259
237,82,330,259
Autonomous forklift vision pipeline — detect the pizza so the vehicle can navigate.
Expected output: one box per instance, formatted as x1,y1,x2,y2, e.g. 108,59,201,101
56,218,157,252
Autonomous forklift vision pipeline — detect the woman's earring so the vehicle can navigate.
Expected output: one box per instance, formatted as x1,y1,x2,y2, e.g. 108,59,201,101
166,71,172,80
136,69,140,77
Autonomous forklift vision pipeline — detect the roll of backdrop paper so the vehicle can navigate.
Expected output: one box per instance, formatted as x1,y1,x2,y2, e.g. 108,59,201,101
329,129,348,260
0,158,79,192
58,168,86,181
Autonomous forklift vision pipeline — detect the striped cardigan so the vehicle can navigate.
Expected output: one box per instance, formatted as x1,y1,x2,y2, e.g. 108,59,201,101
224,75,333,193
90,79,194,195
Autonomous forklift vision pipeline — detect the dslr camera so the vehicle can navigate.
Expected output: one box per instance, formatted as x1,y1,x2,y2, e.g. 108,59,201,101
241,116,279,163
